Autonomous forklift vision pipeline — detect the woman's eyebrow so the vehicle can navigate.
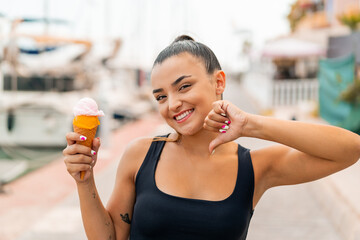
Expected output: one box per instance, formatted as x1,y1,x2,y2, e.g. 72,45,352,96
153,88,163,94
152,75,192,94
171,75,192,87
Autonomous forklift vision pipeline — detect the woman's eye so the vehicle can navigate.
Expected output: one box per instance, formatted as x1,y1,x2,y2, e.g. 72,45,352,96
179,84,191,91
156,95,166,101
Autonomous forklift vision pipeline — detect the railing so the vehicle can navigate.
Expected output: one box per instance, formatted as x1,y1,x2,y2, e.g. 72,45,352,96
272,78,318,107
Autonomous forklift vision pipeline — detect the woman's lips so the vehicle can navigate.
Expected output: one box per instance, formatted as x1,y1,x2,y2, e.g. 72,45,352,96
174,109,194,123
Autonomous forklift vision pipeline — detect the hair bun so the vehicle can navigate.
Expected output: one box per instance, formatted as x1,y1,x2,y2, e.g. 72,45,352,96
173,35,194,43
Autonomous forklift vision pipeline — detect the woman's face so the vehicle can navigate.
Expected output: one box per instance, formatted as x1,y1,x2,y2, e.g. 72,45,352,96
151,53,225,136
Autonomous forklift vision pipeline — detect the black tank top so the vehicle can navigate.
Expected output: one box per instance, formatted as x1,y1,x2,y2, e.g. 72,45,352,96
130,135,254,240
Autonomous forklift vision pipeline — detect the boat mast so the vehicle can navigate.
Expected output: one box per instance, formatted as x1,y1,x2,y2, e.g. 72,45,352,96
44,0,49,36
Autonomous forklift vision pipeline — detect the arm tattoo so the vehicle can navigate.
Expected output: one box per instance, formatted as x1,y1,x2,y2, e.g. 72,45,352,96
92,192,96,199
120,213,131,224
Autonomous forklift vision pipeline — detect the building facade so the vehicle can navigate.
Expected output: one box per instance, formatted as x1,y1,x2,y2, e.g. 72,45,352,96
292,0,360,45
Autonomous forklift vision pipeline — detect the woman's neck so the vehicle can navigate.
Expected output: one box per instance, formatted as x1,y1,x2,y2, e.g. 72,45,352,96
177,129,220,156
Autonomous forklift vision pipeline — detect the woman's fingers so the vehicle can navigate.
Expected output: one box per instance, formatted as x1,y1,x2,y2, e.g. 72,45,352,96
66,132,88,146
204,117,230,132
212,101,225,115
212,100,230,115
90,137,101,166
63,151,95,182
204,107,231,133
63,143,93,157
92,137,101,153
205,100,249,153
64,153,93,165
203,123,219,132
63,135,101,182
208,109,229,122
67,163,91,173
66,163,92,181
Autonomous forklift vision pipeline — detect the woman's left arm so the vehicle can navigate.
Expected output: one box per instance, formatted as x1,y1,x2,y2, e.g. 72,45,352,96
247,113,360,165
247,113,360,187
204,100,360,187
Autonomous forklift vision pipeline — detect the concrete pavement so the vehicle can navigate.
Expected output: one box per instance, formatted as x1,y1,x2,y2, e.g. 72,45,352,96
237,137,342,240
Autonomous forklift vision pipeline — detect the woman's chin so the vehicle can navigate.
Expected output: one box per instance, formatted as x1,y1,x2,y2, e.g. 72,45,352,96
171,125,204,136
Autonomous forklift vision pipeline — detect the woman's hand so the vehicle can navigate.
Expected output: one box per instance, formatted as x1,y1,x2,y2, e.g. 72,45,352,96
203,100,249,153
63,133,101,182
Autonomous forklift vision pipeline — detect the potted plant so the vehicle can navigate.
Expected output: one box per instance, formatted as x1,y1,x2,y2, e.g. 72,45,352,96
339,76,360,134
338,8,360,32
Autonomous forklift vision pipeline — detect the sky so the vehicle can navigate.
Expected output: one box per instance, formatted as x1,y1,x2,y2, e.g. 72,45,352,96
0,0,294,70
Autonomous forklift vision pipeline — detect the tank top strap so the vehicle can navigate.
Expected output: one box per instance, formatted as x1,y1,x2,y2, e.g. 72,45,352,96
232,144,254,211
134,134,170,191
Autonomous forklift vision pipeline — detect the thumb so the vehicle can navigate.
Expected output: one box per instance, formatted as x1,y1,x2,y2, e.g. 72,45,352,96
209,137,224,154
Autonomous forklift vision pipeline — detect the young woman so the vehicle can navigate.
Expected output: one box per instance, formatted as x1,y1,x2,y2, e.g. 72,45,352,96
63,35,360,240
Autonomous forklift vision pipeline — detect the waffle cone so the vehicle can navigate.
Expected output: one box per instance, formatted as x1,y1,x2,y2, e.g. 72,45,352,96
73,125,98,180
73,125,98,148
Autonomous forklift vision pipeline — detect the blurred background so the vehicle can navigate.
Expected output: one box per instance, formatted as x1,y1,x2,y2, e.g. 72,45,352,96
0,0,359,239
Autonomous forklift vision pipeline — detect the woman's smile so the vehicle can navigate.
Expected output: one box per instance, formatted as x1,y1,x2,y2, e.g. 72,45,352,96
173,108,194,123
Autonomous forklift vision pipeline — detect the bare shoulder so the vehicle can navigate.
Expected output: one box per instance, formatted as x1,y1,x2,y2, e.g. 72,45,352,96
116,137,154,183
120,137,154,168
123,137,154,159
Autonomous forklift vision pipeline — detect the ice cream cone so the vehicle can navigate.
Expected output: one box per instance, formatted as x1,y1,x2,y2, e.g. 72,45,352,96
73,124,98,180
73,125,98,148
72,98,104,180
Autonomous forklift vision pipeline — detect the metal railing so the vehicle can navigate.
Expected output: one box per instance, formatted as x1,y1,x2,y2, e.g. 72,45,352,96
272,78,318,107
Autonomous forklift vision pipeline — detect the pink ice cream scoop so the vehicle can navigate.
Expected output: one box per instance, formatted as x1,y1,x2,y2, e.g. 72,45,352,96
73,97,104,117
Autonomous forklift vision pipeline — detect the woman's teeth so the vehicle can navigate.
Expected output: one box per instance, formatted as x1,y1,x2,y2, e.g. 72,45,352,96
175,109,194,121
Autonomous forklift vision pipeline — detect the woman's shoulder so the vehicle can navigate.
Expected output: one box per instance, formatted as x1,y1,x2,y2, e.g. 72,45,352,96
115,137,154,181
121,134,171,164
123,137,154,159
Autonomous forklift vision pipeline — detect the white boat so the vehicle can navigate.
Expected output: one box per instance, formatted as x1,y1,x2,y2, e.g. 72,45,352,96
0,16,155,147
0,90,89,147
0,17,96,147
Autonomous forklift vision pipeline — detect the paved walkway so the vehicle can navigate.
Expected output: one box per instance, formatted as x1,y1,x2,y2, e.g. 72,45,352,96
1,79,347,240
237,137,342,240
0,114,164,240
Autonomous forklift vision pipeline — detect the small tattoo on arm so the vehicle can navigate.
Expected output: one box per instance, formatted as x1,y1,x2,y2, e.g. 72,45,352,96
108,235,112,240
120,213,131,224
92,192,96,199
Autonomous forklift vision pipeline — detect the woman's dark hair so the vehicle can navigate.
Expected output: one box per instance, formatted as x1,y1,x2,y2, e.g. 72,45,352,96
153,35,222,74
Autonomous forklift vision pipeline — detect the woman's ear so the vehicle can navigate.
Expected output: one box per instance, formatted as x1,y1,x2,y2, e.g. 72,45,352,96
214,70,226,95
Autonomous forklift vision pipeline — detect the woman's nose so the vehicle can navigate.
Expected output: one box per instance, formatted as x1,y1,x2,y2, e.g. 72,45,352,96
168,96,182,112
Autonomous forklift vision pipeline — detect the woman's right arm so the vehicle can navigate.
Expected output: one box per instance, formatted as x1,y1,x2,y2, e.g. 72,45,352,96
63,132,152,240
63,132,116,239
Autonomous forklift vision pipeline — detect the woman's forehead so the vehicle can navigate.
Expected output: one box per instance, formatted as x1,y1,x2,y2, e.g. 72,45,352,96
151,53,207,84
